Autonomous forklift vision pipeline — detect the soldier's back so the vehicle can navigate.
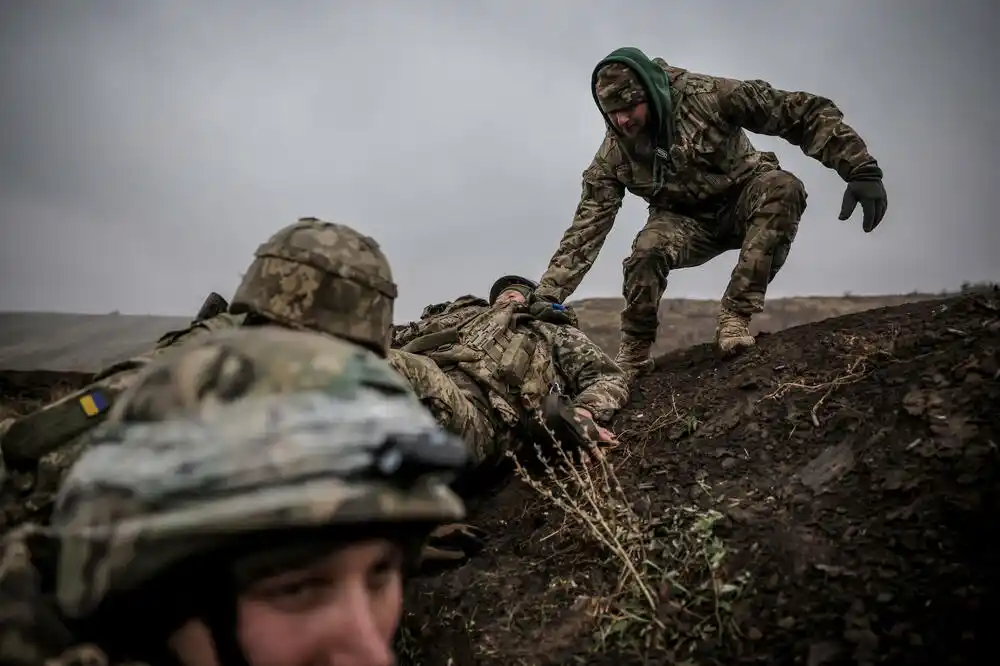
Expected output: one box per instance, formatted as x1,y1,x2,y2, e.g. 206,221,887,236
0,312,245,530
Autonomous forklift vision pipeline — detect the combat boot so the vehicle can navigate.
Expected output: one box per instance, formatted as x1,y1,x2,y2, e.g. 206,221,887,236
715,308,756,356
615,336,655,380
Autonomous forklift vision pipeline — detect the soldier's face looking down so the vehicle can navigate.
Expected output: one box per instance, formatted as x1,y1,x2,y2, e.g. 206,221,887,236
168,539,403,666
496,288,528,305
609,102,649,138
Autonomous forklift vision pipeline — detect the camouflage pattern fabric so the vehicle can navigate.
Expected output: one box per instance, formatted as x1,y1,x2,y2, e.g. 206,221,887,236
230,216,398,356
52,326,466,621
388,348,506,464
0,526,136,666
0,526,77,666
1,216,400,530
391,296,629,463
102,325,416,426
0,312,244,533
593,62,647,113
621,169,806,340
535,59,881,323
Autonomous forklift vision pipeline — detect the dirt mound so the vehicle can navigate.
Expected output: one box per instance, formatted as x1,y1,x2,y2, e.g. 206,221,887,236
568,293,942,358
400,290,1000,665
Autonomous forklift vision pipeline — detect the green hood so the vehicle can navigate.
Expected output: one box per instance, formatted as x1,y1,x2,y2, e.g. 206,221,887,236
591,47,675,186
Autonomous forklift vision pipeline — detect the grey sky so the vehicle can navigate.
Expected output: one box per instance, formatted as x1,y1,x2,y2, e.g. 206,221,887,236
0,0,995,321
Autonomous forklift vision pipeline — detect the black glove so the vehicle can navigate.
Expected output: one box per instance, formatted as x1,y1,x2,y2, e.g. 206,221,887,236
839,165,888,233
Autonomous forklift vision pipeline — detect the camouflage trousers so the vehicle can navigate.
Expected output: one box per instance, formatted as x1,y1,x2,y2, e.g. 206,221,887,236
622,169,807,341
387,351,506,465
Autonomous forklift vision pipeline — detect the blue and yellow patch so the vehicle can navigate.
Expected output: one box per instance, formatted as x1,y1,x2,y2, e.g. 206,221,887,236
78,390,111,418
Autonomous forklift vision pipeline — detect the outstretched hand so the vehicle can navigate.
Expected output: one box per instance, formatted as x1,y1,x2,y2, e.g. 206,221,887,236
839,168,888,233
572,407,618,464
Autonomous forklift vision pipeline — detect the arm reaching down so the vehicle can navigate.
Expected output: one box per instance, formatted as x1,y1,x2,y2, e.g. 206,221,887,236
535,135,626,304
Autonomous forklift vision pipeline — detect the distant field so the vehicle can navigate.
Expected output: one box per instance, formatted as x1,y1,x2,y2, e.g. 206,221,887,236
567,293,946,356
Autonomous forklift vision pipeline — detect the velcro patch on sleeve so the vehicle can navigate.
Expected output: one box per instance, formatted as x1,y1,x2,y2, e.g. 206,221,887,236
79,390,111,417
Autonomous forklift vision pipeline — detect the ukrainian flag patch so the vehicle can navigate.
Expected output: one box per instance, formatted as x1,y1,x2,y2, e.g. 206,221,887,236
78,390,110,418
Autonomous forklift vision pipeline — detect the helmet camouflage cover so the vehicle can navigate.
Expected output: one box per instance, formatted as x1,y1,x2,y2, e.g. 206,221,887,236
230,217,398,356
51,326,468,620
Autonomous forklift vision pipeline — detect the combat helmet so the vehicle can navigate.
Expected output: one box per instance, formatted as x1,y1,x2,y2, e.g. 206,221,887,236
489,275,539,304
50,326,467,643
230,217,398,356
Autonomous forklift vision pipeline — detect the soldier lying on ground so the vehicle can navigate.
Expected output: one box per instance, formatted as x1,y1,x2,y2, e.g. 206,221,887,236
0,217,396,520
532,46,889,379
0,326,470,666
389,275,630,501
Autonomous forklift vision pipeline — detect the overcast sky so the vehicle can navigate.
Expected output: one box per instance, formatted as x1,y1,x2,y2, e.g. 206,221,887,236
0,0,995,321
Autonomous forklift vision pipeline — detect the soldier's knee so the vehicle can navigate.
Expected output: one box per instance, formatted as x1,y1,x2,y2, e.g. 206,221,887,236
765,170,808,209
623,250,669,281
624,236,674,275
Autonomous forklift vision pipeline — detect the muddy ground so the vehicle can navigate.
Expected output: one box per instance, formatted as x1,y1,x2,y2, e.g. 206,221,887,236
400,290,999,665
1,292,997,664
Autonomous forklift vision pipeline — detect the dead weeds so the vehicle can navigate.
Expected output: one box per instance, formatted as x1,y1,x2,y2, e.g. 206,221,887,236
510,430,751,661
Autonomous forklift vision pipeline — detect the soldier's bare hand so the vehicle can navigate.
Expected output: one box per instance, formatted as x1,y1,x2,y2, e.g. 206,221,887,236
574,407,618,445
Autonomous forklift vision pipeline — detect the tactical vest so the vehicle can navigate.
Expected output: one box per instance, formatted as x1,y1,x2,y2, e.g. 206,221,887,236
401,303,561,427
0,313,244,472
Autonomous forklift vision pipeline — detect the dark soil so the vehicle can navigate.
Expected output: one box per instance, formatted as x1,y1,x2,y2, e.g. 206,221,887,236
400,290,1000,665
0,371,90,418
0,371,91,532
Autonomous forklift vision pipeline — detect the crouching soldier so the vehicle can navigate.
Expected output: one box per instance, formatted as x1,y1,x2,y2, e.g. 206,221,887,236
534,46,888,378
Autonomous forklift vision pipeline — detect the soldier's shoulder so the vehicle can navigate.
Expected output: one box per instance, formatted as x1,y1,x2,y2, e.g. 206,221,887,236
680,69,750,103
214,327,415,397
420,295,488,319
668,66,729,96
154,312,245,352
585,131,627,176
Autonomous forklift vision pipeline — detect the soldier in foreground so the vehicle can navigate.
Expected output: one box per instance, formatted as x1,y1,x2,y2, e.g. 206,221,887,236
0,217,397,527
533,46,889,378
390,274,629,491
0,326,469,666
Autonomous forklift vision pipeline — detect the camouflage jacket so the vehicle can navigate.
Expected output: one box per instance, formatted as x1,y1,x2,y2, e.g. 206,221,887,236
391,296,629,423
0,526,145,666
0,312,244,531
536,60,880,303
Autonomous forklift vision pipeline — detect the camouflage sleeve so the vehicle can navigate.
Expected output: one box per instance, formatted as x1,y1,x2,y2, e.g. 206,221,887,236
391,322,421,349
151,312,244,356
0,526,77,665
717,77,879,181
536,134,626,304
391,316,445,349
550,325,629,423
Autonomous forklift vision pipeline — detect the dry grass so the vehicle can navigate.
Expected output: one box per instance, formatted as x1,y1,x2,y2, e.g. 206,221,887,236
509,423,750,660
759,329,899,427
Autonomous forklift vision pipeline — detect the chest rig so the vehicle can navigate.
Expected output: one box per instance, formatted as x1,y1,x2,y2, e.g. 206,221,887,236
400,304,560,424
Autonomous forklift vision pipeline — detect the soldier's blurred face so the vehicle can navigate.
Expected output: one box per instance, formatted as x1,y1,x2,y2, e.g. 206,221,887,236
171,539,403,666
609,102,649,138
496,288,527,305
